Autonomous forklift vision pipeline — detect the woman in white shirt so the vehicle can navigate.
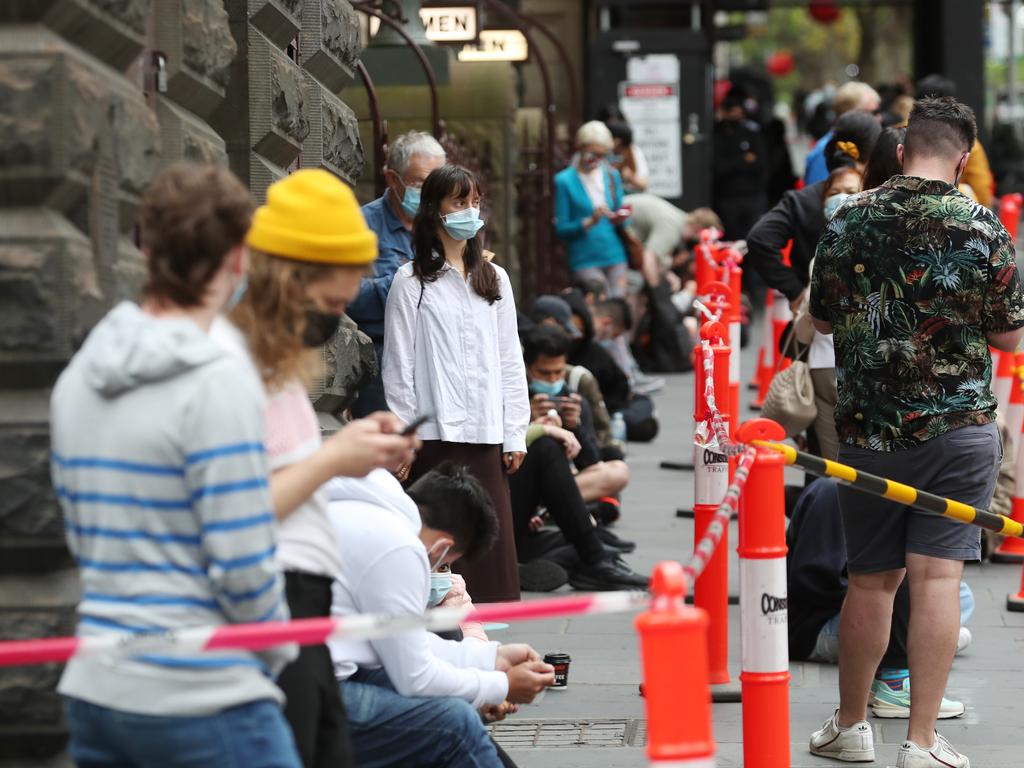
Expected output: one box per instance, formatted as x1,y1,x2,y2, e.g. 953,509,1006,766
383,165,530,603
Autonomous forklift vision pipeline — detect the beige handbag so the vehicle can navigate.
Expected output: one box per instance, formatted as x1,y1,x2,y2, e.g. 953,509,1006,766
760,324,817,438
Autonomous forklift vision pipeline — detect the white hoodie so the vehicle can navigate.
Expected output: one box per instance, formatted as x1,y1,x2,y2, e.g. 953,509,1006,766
325,470,509,709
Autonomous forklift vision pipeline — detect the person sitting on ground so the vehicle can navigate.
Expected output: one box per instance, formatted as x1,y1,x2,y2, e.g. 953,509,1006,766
574,276,608,307
326,465,554,768
511,415,648,593
787,479,972,721
523,326,630,505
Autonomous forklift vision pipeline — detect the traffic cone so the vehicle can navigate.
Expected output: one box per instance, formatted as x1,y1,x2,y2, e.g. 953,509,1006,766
694,229,720,292
1000,193,1022,243
635,561,716,766
993,398,1024,564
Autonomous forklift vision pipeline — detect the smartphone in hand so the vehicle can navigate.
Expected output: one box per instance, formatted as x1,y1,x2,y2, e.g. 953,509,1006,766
401,414,433,436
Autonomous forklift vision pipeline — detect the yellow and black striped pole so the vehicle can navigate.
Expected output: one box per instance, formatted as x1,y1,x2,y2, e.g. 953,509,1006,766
752,440,1024,539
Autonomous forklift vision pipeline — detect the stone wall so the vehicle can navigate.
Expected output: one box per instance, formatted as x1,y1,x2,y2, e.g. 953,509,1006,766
0,1,364,761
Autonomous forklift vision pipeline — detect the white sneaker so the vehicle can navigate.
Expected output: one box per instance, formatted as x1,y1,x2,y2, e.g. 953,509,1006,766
956,626,972,655
868,678,965,719
895,732,969,767
809,710,875,762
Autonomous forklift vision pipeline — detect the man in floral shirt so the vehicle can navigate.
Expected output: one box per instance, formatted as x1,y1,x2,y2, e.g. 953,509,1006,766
807,97,1024,768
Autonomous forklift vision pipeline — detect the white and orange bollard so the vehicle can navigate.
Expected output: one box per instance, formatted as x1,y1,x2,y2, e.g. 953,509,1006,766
721,248,744,439
636,561,716,767
752,290,793,410
993,406,1024,564
735,418,791,768
1007,353,1024,459
993,348,1014,419
693,320,731,685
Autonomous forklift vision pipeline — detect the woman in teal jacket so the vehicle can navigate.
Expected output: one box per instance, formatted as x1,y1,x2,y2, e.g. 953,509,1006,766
554,121,629,296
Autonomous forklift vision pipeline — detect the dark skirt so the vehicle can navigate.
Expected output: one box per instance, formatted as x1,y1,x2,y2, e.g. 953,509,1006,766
409,441,521,603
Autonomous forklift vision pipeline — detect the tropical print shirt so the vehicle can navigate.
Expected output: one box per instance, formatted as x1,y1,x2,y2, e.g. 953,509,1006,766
809,175,1024,451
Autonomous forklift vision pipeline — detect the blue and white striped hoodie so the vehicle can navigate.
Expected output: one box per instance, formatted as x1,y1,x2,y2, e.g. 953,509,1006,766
51,302,294,716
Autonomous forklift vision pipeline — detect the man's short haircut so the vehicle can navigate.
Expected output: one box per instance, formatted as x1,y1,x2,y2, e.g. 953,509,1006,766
687,207,723,234
523,324,571,366
573,275,607,299
407,463,498,562
903,96,977,163
386,130,446,176
140,163,253,308
834,82,879,117
916,74,957,99
593,297,633,333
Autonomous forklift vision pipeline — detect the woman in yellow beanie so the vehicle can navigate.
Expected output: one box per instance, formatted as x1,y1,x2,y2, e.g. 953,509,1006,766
383,165,531,603
211,168,418,768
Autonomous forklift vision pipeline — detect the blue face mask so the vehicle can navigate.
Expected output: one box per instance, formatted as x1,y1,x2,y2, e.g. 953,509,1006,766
400,184,421,218
441,207,485,241
427,571,453,608
823,193,851,220
530,378,565,397
224,274,248,312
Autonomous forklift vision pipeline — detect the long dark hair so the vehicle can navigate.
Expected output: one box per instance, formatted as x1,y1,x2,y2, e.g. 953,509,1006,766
861,126,906,190
412,165,501,304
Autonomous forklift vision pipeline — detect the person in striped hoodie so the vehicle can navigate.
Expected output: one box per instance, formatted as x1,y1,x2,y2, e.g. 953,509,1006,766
50,164,303,767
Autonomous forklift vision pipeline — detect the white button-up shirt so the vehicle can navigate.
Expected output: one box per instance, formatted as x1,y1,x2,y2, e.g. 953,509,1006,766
382,261,530,452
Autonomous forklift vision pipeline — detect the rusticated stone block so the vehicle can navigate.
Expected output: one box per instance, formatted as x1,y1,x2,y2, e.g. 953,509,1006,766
0,210,102,377
248,0,302,48
0,391,72,571
248,150,288,203
248,29,309,167
0,27,160,215
302,76,363,185
155,0,236,117
301,0,360,93
155,95,229,166
1,0,149,69
115,237,147,302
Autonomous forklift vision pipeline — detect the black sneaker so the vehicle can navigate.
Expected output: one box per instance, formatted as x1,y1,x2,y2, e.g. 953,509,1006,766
569,557,649,591
594,526,637,553
518,559,569,592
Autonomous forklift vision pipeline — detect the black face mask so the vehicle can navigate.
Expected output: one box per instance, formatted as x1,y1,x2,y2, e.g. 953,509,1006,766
302,309,343,348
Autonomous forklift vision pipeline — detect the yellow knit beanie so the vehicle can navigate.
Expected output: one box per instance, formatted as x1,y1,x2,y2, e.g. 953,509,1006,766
245,169,378,265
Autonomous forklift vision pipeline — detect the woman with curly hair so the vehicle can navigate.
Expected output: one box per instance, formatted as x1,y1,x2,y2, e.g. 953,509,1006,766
213,169,418,768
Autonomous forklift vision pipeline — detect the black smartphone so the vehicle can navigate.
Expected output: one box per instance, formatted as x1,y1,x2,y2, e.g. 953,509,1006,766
400,413,433,436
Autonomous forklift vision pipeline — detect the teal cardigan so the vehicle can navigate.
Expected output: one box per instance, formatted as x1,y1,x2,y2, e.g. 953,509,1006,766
553,165,628,272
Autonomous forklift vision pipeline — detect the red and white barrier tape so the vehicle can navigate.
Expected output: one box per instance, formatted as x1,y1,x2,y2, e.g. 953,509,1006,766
698,339,744,457
0,591,648,668
683,445,756,587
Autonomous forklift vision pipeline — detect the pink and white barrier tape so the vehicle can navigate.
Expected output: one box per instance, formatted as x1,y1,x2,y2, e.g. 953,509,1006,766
698,339,744,457
0,591,648,668
683,445,756,588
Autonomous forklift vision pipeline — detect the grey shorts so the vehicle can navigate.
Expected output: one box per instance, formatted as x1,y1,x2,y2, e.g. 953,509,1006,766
837,422,1001,573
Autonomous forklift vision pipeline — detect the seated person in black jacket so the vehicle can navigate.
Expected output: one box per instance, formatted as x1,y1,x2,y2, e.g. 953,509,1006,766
788,479,971,719
523,325,630,503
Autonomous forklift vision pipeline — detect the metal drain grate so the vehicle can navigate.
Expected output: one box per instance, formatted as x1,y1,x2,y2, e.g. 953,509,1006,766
489,718,646,748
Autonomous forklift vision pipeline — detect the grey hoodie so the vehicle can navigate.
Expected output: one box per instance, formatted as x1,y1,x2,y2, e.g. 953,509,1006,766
51,302,294,716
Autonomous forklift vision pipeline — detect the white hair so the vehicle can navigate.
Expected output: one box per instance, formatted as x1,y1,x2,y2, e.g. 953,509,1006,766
386,131,446,175
575,120,614,150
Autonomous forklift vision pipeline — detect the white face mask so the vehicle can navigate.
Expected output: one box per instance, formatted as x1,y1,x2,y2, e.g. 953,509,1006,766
427,571,453,607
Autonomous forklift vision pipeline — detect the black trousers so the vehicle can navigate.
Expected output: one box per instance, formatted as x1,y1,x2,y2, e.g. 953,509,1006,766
509,436,604,567
278,571,354,768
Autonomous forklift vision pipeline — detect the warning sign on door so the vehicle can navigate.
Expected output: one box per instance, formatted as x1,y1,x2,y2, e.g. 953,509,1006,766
618,81,682,199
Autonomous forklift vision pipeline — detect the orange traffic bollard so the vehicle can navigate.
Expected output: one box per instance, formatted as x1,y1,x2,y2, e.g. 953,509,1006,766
693,320,731,685
994,398,1024,564
1007,354,1024,459
993,347,1014,419
752,291,793,410
695,228,721,292
720,248,744,439
636,561,716,767
735,418,791,768
1000,193,1021,243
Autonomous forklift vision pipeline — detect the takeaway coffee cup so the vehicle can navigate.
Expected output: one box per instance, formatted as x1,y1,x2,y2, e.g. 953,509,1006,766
544,652,571,690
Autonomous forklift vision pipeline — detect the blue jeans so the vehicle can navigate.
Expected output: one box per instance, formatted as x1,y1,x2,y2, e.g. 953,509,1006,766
341,668,502,768
64,697,302,768
810,581,975,664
